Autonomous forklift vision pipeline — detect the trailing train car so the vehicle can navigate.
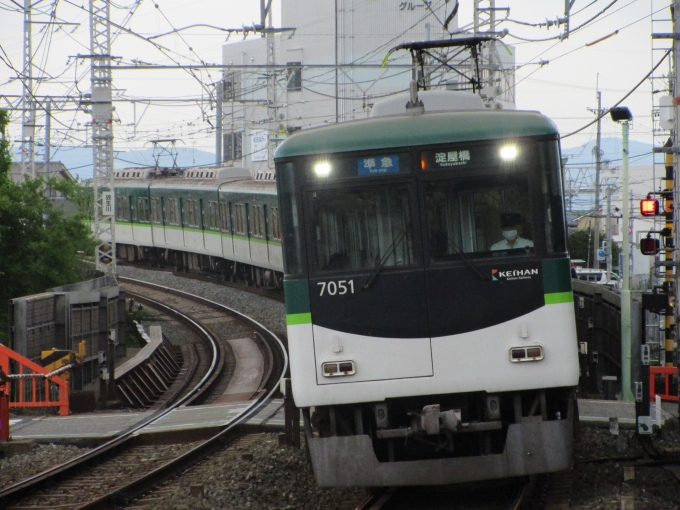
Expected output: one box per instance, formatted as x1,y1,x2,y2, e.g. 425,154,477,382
113,167,283,288
274,90,579,486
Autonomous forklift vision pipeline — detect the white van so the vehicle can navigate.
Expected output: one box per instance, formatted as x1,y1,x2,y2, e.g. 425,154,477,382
574,269,620,289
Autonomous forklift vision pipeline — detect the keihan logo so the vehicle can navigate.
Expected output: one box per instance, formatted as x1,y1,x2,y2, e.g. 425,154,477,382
491,268,539,282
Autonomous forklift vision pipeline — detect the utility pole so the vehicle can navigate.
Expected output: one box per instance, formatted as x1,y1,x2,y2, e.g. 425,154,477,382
264,1,277,170
215,81,222,165
21,0,35,180
606,183,612,275
44,101,51,177
474,1,514,105
591,89,603,269
620,114,633,401
89,0,116,274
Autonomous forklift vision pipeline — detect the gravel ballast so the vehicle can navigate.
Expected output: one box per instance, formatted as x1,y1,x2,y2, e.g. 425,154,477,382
117,266,286,336
6,426,680,509
5,267,679,507
0,443,89,489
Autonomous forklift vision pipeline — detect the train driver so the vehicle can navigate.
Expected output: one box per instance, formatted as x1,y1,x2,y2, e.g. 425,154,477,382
490,212,534,251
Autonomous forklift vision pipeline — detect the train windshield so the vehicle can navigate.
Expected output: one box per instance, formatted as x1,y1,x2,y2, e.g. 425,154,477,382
308,186,414,273
425,175,534,260
423,138,566,260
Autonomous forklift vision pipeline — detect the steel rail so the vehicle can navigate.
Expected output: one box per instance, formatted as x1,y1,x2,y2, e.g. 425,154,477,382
0,280,287,508
0,295,220,505
73,278,288,510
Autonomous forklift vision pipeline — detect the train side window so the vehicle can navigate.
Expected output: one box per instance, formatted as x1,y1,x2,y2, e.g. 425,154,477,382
539,140,567,254
166,198,178,225
276,162,302,274
219,202,229,232
251,205,264,238
270,207,282,241
233,203,246,235
208,201,218,230
150,198,161,223
137,198,150,223
186,199,200,228
115,196,128,221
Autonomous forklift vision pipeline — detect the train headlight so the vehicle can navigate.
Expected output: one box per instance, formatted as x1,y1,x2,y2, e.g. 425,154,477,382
500,145,517,160
314,162,331,176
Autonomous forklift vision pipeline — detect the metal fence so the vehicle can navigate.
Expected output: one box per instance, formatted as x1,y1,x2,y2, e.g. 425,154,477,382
571,280,642,399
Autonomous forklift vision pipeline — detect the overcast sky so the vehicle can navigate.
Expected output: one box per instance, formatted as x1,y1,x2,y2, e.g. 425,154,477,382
0,0,668,163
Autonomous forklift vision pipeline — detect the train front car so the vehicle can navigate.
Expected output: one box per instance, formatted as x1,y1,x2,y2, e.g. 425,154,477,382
275,105,579,487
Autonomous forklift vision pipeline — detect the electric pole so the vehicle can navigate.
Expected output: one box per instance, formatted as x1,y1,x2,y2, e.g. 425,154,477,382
89,0,116,275
591,90,603,269
21,0,35,180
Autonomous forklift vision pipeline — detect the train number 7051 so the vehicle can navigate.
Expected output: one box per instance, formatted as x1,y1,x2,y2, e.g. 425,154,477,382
318,280,355,296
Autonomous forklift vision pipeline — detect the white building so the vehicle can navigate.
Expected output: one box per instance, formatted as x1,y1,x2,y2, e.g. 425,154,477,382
220,1,516,173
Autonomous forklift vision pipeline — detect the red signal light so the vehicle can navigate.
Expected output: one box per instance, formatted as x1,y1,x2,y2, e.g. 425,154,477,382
640,198,660,216
640,237,660,255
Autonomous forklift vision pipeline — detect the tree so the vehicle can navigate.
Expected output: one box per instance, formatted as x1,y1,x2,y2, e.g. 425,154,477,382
0,110,97,345
568,228,621,269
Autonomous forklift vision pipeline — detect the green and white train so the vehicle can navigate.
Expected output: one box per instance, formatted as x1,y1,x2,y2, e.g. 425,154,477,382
113,167,283,288
274,89,580,487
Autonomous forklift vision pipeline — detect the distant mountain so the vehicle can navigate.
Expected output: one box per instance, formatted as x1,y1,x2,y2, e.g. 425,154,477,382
12,136,655,181
10,146,217,181
562,138,653,167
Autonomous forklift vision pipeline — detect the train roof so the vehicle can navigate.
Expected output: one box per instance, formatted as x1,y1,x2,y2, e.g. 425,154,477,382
114,177,245,190
218,179,277,195
274,109,559,159
114,177,277,195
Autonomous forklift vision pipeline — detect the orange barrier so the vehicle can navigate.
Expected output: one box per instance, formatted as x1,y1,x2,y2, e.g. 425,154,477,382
0,344,70,417
650,366,679,402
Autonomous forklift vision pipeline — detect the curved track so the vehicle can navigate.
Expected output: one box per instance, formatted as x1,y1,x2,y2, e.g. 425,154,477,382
0,279,287,510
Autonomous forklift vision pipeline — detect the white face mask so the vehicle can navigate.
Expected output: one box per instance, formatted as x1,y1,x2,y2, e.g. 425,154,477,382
502,229,518,242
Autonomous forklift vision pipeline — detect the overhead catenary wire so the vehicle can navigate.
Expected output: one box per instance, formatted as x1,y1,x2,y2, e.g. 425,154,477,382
562,49,671,139
1,0,661,168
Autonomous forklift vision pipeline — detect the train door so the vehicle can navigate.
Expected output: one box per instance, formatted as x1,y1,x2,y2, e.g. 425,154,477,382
303,181,433,384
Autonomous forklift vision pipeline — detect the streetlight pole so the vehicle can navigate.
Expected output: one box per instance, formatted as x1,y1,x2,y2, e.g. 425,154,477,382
611,106,634,401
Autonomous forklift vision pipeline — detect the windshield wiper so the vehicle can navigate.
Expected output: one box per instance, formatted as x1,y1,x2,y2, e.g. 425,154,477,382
362,230,408,290
444,238,489,281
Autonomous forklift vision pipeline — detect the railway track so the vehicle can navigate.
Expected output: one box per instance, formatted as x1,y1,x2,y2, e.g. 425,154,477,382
0,280,288,510
119,260,285,302
354,470,573,510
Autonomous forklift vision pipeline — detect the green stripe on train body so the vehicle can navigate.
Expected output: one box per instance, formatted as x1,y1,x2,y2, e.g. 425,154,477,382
286,313,312,326
544,292,573,305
